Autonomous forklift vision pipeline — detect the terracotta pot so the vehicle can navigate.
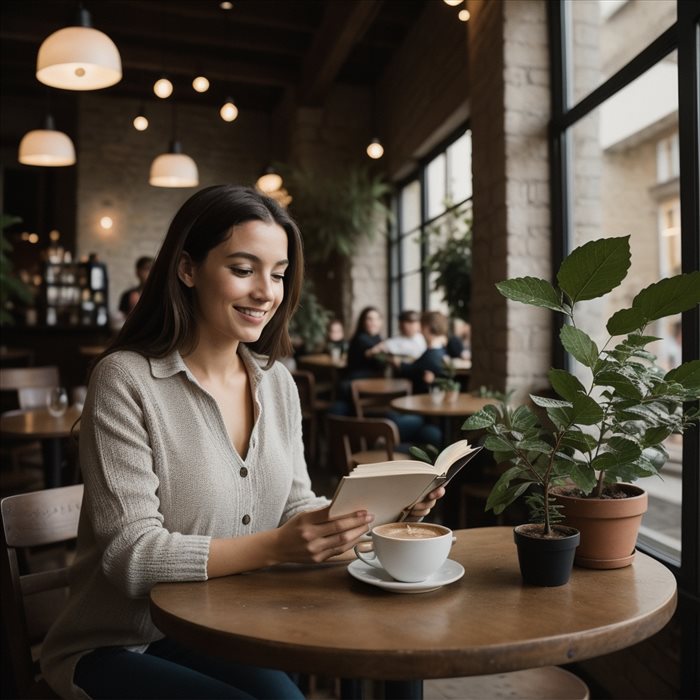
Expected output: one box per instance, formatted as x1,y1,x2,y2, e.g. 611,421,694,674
513,524,580,587
551,484,648,569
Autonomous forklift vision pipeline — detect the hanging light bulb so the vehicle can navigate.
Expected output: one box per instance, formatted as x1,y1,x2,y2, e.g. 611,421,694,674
153,77,173,99
443,0,462,6
133,103,149,131
458,9,471,21
18,115,76,167
150,141,199,187
366,138,384,160
36,6,122,90
192,75,210,93
256,165,283,193
133,114,149,131
220,97,238,122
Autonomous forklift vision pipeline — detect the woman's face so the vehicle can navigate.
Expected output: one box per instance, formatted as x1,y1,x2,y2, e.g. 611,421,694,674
181,220,288,346
328,322,344,342
364,310,382,336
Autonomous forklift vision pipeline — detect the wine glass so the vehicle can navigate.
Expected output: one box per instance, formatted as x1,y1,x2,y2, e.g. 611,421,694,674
47,387,69,417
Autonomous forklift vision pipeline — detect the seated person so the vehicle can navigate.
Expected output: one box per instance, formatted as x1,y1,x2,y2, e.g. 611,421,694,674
324,318,348,357
118,256,153,318
345,306,385,380
367,309,426,361
394,311,449,394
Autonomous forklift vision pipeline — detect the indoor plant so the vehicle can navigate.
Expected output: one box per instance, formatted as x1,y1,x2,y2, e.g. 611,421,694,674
463,236,700,569
0,214,33,326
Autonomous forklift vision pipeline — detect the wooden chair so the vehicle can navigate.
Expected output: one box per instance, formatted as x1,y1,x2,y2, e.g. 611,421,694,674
1,484,83,698
327,415,411,477
350,377,412,418
0,367,61,493
291,370,333,468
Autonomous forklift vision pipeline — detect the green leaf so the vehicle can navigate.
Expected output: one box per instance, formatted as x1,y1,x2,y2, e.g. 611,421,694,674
562,462,597,493
592,437,642,472
495,277,564,312
557,236,631,304
666,360,700,390
529,395,571,408
510,405,539,431
462,409,496,430
546,406,572,430
517,438,553,454
408,446,434,465
548,369,586,401
570,394,605,425
484,435,515,453
623,334,661,347
560,431,598,453
595,369,644,399
560,325,599,368
608,272,700,334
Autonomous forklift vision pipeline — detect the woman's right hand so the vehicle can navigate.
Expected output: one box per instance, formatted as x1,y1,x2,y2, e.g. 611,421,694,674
274,506,373,564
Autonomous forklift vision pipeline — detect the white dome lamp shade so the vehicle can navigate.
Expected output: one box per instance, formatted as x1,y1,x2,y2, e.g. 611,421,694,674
36,6,122,91
18,115,76,167
149,141,199,188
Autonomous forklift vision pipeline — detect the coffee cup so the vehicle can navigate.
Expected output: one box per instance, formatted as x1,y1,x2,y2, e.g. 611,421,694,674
354,522,452,582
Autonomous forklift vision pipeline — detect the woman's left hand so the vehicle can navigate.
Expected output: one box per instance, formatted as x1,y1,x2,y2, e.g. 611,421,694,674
404,486,446,521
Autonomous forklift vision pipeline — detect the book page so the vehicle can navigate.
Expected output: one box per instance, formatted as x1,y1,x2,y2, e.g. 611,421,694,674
434,439,478,474
350,461,439,477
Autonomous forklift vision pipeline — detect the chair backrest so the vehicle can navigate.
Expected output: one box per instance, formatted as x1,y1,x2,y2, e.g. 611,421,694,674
1,484,83,697
0,366,60,410
291,370,315,417
327,415,402,476
350,377,412,418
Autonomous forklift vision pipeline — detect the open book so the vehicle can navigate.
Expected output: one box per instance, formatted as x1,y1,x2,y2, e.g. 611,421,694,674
328,440,482,526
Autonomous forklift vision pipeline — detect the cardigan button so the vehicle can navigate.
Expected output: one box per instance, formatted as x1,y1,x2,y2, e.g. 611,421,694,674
240,467,248,477
242,514,251,525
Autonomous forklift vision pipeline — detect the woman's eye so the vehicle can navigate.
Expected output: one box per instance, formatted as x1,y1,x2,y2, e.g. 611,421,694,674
231,267,253,277
272,274,285,282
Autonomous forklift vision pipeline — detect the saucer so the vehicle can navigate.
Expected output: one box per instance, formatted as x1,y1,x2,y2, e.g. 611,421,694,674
347,559,464,593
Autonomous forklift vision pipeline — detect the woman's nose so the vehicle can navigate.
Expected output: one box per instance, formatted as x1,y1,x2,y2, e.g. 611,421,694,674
251,275,273,300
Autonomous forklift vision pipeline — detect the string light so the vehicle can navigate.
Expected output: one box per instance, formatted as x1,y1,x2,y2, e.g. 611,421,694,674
220,98,238,122
153,77,173,98
192,76,210,93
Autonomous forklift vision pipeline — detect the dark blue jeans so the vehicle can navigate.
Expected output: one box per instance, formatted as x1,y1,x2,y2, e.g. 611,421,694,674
74,637,305,699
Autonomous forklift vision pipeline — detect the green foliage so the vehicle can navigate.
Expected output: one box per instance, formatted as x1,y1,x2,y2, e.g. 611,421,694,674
289,280,333,353
409,444,440,465
0,214,33,326
464,236,700,531
423,203,472,321
284,164,392,264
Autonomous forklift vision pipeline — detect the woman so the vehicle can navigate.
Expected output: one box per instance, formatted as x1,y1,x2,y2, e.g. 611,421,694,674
345,306,385,380
41,186,443,700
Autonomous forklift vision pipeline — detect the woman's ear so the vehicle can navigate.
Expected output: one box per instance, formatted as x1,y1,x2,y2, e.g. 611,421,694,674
177,253,195,288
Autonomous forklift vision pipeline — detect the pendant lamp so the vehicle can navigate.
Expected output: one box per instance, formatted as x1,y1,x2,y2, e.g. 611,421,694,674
366,138,384,160
18,115,75,167
36,6,122,91
150,104,198,188
149,141,198,188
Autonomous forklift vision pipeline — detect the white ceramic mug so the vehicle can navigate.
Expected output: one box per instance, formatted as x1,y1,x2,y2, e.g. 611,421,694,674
354,522,452,582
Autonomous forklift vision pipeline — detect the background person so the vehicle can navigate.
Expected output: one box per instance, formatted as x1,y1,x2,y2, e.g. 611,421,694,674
345,306,385,380
367,309,426,360
118,255,153,317
41,185,445,700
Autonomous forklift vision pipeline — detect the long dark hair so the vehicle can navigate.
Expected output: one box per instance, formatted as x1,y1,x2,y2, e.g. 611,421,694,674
353,306,381,338
100,185,304,370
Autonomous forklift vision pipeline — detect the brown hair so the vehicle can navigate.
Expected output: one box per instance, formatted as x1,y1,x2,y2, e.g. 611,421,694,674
420,311,449,337
99,185,304,370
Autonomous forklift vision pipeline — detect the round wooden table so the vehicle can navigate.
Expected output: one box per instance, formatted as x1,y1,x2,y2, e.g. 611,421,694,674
0,406,81,488
390,393,496,445
150,527,676,683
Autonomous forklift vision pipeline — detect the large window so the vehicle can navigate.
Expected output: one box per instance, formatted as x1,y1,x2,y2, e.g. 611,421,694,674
389,128,472,333
551,1,699,694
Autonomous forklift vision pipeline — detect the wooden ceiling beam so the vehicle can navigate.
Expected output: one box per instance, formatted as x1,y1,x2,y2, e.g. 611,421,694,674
300,0,383,105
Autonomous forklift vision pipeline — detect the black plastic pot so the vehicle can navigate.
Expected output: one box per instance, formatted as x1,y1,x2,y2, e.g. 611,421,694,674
513,524,580,587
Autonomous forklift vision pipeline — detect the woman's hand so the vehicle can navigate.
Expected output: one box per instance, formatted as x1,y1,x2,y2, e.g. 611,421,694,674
274,506,373,564
404,486,446,521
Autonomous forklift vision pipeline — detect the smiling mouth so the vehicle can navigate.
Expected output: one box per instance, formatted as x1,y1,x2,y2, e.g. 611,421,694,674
235,306,267,319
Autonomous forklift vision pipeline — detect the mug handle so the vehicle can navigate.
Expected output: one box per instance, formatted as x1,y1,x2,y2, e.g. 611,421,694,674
354,542,382,569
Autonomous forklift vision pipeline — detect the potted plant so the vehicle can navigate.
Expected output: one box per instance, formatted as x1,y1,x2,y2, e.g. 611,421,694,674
435,361,461,402
464,236,700,569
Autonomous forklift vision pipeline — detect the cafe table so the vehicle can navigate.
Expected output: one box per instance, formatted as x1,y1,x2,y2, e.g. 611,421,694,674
150,527,676,698
0,406,81,488
390,393,495,444
297,353,347,400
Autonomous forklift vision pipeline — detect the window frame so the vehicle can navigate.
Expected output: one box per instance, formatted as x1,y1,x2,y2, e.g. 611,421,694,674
548,2,699,695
